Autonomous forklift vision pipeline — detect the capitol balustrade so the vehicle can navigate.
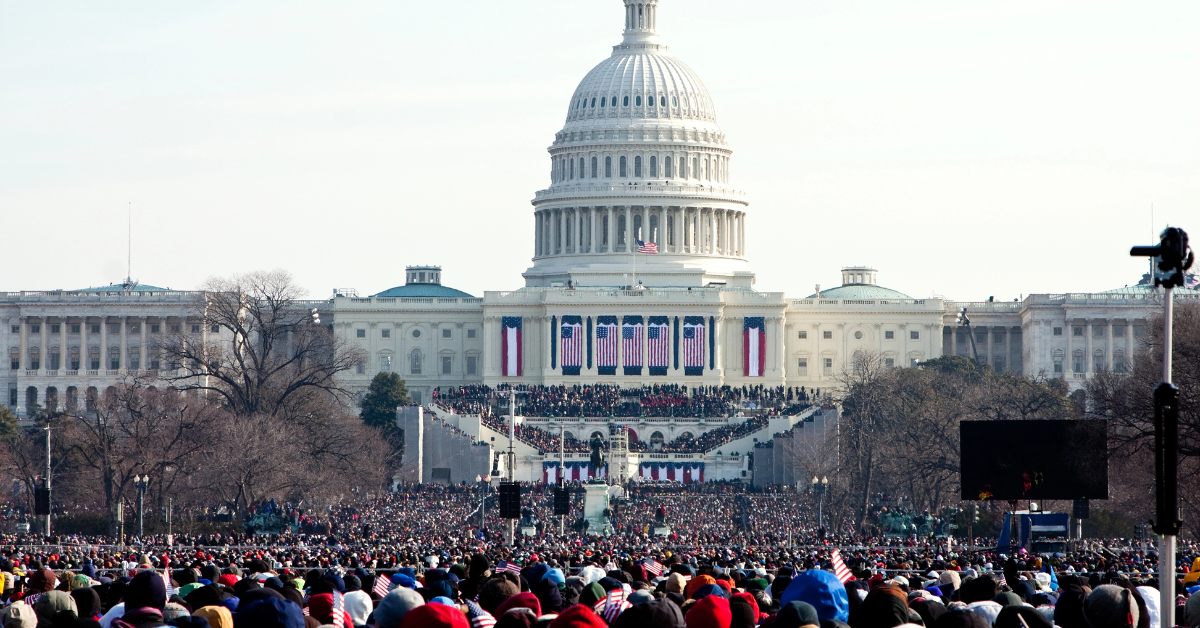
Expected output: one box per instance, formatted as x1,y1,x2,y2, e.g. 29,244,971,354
336,296,483,307
533,182,747,204
486,286,783,305
0,290,196,302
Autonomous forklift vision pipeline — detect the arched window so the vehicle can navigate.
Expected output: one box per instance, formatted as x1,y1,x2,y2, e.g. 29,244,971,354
590,97,596,107
380,354,392,372
85,387,98,414
65,386,78,414
605,156,612,178
649,214,658,242
636,95,642,106
664,156,673,178
617,214,626,245
600,96,606,108
680,156,687,178
569,158,574,179
591,431,604,441
564,431,575,441
25,386,37,413
591,157,598,178
660,95,666,107
692,157,698,179
672,95,678,107
680,431,694,440
623,95,629,106
410,348,423,375
634,156,642,177
649,155,657,177
45,387,58,413
619,156,627,178
633,214,643,240
651,431,664,445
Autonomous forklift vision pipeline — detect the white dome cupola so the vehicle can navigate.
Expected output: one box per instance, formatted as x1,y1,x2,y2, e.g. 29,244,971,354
525,0,753,289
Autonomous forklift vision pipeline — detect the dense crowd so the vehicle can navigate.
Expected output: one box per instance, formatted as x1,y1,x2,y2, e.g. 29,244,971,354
436,385,817,455
1,484,1199,627
435,385,819,420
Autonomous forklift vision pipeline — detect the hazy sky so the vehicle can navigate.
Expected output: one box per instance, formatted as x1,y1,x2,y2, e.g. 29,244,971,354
2,1,1196,301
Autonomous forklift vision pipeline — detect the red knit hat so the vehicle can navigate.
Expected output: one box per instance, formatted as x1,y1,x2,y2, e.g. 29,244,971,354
495,591,542,618
685,595,732,628
549,604,608,628
399,603,469,628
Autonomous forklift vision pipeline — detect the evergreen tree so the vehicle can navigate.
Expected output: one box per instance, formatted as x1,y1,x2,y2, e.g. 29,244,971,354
360,372,410,431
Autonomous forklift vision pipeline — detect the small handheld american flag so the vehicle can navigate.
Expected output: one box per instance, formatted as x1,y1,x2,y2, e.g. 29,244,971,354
637,239,658,254
497,560,521,574
644,559,663,576
331,590,345,627
831,549,855,583
372,574,392,598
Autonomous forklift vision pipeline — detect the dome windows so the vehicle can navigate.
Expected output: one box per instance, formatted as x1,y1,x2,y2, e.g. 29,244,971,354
660,96,666,107
604,156,612,178
600,96,606,108
672,95,678,107
623,95,629,107
664,156,673,178
636,95,642,106
590,97,596,107
649,155,657,177
634,156,642,177
591,156,598,178
618,156,626,178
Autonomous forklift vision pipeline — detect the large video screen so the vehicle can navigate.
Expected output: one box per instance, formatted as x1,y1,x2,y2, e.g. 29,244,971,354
960,420,1108,501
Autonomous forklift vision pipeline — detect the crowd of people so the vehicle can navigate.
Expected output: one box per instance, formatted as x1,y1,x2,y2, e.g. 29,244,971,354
435,385,819,455
435,385,819,420
0,483,1198,627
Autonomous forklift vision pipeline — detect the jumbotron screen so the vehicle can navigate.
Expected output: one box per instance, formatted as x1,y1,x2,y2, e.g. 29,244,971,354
960,420,1109,501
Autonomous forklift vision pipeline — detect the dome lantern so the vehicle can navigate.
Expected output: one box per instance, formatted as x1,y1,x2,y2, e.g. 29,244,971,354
621,0,661,46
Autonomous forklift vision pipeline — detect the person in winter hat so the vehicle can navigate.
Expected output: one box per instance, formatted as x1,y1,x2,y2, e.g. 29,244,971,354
686,594,732,628
780,570,850,624
547,604,607,628
397,603,468,628
342,587,372,628
372,588,424,628
1082,585,1138,628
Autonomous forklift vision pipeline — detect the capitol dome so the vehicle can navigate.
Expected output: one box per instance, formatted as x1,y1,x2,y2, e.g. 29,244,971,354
524,0,752,289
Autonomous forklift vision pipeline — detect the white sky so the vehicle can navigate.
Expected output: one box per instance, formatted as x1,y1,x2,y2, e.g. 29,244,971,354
2,1,1197,300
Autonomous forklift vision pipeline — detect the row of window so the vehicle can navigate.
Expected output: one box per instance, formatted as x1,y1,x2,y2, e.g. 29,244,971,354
355,349,479,377
1052,349,1128,374
1052,325,1143,337
552,153,728,184
11,324,217,335
795,355,920,376
11,347,171,371
538,207,741,256
570,92,705,117
797,330,921,341
355,328,476,340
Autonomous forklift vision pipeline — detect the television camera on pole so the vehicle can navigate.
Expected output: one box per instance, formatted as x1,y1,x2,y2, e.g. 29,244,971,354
1130,226,1192,628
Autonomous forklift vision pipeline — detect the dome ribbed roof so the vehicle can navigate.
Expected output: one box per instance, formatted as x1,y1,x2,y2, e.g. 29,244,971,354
371,284,474,299
564,52,717,126
809,285,914,300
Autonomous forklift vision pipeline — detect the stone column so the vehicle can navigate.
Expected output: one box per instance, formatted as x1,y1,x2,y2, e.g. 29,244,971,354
589,208,597,254
1065,317,1073,373
139,317,148,373
100,318,108,372
18,317,27,370
119,316,128,372
606,207,613,252
712,315,724,380
39,319,47,372
534,211,541,256
774,316,786,377
674,207,683,253
557,209,565,255
483,316,498,378
1125,321,1134,370
983,326,992,368
624,206,632,251
60,318,68,371
79,317,88,371
1105,320,1114,371
1084,319,1093,376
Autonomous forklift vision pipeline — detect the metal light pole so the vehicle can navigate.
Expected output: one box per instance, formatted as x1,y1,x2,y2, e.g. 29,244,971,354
812,476,828,533
1131,226,1193,628
43,427,52,536
134,474,150,537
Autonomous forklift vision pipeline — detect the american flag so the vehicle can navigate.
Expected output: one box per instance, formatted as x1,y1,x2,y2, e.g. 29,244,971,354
637,239,658,254
497,560,521,574
372,574,392,598
623,322,643,367
644,559,663,576
744,317,766,377
560,321,582,369
502,317,522,377
331,590,345,627
683,321,705,371
601,588,632,622
831,549,855,583
596,319,618,372
465,600,497,628
647,322,669,371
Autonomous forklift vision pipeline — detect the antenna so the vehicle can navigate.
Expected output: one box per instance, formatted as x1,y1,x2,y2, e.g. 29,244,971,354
127,201,132,285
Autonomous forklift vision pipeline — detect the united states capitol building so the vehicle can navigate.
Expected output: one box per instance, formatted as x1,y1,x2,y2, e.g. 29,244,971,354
3,1,1195,483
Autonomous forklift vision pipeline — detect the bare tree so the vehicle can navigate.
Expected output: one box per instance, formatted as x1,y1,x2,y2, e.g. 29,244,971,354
62,381,219,535
160,270,365,417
